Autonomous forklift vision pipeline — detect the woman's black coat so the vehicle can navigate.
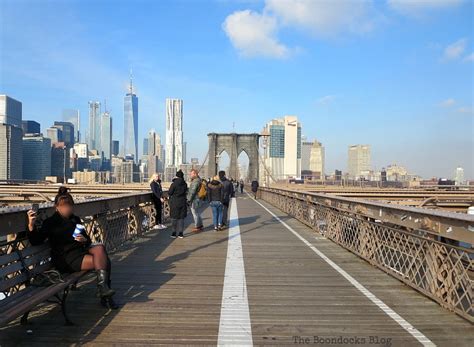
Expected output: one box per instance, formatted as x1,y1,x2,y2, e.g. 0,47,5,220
168,177,188,219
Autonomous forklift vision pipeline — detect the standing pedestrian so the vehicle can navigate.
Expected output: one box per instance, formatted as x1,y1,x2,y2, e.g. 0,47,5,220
207,175,224,231
251,179,259,199
218,170,234,228
168,170,188,239
150,173,166,229
187,169,203,232
239,179,244,194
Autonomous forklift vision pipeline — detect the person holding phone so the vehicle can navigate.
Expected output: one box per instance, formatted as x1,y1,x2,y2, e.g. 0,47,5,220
26,186,118,309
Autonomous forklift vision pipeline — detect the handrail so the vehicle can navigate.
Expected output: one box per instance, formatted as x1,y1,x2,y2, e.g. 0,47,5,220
259,186,474,323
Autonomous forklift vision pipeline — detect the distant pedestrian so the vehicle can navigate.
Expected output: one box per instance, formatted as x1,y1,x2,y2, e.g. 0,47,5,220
219,170,234,228
168,170,188,239
207,175,224,231
187,169,203,232
251,179,259,199
150,173,166,230
240,179,244,194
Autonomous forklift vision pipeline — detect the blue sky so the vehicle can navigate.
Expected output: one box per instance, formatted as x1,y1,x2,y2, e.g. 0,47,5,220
1,0,473,179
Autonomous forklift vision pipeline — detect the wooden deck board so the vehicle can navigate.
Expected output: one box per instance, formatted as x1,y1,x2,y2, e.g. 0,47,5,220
1,194,472,346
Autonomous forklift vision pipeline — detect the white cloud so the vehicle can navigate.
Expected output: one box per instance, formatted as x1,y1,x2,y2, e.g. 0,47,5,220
316,95,337,105
443,38,468,60
388,0,464,15
265,0,378,36
222,9,289,58
440,98,456,107
464,53,474,62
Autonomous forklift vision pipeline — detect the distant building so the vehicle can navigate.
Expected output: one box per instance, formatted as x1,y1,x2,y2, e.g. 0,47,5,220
386,164,408,182
165,98,183,168
124,75,138,162
0,95,23,180
263,115,302,182
0,95,22,128
62,109,80,142
73,170,109,184
454,167,465,185
143,138,149,156
88,101,101,151
183,141,187,164
22,134,51,181
22,120,40,135
0,123,23,180
100,111,112,164
112,140,119,156
111,156,134,184
46,127,62,144
53,121,75,147
348,145,371,179
147,129,164,177
302,139,325,179
51,142,70,180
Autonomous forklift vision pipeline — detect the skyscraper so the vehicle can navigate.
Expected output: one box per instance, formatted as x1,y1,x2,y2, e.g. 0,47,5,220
348,145,371,179
46,127,63,144
263,115,302,182
22,134,51,180
165,98,183,168
62,109,80,142
302,139,325,179
124,73,138,162
100,111,112,161
0,95,23,180
454,167,465,185
88,101,101,151
22,120,40,135
112,140,119,156
0,95,22,128
148,129,164,177
53,121,75,147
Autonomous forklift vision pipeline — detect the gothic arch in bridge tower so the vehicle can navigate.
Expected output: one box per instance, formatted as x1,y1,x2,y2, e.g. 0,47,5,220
207,133,260,182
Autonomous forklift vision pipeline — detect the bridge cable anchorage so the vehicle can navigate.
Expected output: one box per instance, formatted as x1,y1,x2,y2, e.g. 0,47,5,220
249,193,436,347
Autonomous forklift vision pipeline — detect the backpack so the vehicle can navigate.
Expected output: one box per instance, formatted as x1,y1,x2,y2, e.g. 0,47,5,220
197,181,207,200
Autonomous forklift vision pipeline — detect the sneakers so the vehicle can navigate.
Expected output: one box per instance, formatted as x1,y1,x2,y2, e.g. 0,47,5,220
192,226,203,232
171,233,176,238
178,234,184,239
155,224,166,229
214,226,219,231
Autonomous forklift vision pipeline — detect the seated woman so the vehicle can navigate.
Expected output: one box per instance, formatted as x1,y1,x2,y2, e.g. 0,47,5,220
27,187,118,309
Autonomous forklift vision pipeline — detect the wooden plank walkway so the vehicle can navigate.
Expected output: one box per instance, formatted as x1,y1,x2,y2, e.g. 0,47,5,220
1,193,473,346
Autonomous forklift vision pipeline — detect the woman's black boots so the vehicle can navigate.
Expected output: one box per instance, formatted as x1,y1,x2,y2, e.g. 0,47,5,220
100,275,119,309
96,269,115,298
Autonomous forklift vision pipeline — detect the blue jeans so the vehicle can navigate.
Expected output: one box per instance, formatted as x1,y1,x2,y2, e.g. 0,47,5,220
209,201,223,227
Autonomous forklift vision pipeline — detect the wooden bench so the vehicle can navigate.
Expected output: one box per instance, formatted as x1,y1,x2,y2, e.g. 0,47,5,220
0,241,90,327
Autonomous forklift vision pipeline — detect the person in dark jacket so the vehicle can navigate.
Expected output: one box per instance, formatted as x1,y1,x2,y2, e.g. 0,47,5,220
150,173,166,229
239,179,244,194
207,175,224,231
27,187,117,309
168,170,188,238
218,170,234,228
251,179,259,199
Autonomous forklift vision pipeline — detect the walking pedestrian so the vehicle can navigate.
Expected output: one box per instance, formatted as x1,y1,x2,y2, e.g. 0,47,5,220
239,179,244,194
207,175,224,231
251,179,259,199
219,170,234,228
187,169,203,232
168,170,188,239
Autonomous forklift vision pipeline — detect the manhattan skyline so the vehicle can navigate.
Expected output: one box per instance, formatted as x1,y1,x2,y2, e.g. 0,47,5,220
0,0,472,179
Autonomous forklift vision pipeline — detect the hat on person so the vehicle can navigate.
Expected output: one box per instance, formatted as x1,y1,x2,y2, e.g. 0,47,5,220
176,170,184,179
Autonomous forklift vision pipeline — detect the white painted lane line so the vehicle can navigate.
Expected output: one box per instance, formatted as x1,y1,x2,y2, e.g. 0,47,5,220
250,194,436,347
218,198,253,346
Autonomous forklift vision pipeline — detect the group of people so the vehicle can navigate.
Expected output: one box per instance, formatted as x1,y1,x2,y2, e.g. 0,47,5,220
23,171,259,312
149,169,243,238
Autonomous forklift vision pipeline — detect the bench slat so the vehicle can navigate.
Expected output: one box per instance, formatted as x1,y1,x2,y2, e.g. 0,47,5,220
0,252,20,267
0,261,23,278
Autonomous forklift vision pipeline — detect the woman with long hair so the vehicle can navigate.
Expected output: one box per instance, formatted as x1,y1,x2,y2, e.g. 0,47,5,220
27,187,118,309
168,170,188,238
